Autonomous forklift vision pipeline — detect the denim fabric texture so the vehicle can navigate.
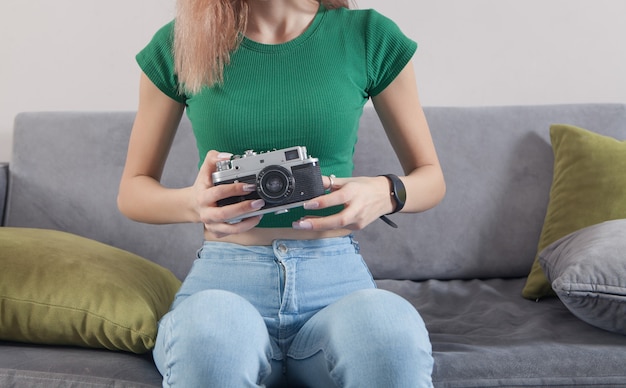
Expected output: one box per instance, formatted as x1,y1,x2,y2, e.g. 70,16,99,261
153,236,433,387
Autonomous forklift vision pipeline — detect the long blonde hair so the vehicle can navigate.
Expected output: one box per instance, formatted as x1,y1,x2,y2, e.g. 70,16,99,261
174,0,351,94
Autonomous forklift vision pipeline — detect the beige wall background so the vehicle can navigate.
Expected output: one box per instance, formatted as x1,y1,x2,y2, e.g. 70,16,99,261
1,0,625,162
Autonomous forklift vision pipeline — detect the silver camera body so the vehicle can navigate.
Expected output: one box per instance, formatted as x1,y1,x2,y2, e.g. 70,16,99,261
212,146,325,223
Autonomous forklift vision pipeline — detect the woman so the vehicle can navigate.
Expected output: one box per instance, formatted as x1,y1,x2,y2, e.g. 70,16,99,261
118,0,445,386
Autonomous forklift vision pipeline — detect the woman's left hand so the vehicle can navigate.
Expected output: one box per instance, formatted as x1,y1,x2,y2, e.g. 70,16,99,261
292,175,394,231
293,62,446,232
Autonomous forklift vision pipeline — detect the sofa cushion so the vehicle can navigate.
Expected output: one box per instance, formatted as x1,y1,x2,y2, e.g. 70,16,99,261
538,219,626,334
0,228,181,353
522,124,626,300
380,277,626,386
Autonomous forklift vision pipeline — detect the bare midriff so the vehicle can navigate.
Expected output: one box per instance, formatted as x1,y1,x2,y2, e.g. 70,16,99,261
203,228,352,246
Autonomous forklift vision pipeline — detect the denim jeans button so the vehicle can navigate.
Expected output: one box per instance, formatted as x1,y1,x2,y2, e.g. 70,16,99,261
278,244,288,253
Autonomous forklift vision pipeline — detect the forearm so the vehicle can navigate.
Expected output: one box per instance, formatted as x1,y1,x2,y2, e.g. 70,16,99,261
117,175,200,225
400,164,446,214
370,63,446,215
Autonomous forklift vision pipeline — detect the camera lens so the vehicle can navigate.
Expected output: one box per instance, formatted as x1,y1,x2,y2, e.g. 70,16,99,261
257,166,295,203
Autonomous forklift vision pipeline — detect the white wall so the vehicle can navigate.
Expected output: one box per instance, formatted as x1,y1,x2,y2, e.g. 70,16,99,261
1,0,625,162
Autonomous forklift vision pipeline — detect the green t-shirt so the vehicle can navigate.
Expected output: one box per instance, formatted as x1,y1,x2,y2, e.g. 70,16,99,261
137,5,417,227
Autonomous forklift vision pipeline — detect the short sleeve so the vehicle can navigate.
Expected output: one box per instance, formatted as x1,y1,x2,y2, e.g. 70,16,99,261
365,11,418,97
136,21,187,103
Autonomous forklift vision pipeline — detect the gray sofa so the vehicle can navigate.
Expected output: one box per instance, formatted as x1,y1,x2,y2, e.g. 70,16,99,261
1,104,626,387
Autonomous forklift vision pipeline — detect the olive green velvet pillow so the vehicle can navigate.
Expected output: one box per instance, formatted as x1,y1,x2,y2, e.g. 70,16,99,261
522,124,626,300
0,227,181,353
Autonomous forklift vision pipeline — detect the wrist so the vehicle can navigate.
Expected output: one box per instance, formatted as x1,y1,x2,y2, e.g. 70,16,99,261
379,174,406,214
185,186,203,224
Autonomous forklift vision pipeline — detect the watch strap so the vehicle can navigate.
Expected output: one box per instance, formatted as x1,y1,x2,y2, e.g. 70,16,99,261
380,174,406,214
378,174,406,229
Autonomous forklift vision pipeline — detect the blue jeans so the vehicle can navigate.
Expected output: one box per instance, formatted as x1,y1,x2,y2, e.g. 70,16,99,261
153,236,433,387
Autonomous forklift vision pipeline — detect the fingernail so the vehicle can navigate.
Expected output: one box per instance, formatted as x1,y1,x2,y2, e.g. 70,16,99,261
217,152,233,160
243,183,257,192
292,220,313,230
251,199,265,209
303,201,319,210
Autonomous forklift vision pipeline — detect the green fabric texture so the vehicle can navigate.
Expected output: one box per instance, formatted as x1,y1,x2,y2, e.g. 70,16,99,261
0,228,181,353
522,124,626,300
136,6,417,227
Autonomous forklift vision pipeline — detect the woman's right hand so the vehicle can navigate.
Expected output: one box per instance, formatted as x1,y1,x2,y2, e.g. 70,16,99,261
118,73,263,237
193,150,264,238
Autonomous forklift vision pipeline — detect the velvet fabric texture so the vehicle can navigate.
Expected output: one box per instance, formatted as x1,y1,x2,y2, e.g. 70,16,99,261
0,228,181,353
4,105,626,386
539,219,626,335
523,124,626,300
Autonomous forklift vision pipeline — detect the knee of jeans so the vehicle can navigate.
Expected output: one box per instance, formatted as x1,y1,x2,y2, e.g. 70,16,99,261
335,289,431,353
289,289,433,387
167,289,269,348
155,290,275,386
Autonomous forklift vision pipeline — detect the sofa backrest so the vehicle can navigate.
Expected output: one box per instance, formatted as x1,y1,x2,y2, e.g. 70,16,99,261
6,112,201,280
5,104,626,281
353,104,626,280
0,164,7,224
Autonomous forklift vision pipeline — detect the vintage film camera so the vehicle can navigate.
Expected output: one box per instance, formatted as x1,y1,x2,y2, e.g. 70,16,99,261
212,146,325,223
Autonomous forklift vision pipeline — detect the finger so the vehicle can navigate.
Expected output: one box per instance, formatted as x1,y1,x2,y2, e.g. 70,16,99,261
198,183,264,220
303,189,347,211
211,198,265,223
204,181,256,204
206,215,263,238
322,175,331,190
322,175,345,191
292,212,356,231
199,150,233,185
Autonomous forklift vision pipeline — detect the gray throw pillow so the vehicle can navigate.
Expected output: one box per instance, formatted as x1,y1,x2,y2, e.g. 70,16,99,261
538,219,626,335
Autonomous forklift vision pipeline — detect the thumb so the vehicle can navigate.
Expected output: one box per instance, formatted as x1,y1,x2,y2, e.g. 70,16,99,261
198,150,232,186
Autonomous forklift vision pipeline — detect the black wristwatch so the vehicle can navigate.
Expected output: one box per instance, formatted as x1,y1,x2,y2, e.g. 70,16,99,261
378,174,406,228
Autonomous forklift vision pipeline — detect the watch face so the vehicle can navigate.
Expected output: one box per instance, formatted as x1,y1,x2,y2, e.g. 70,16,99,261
394,182,406,209
396,180,407,202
